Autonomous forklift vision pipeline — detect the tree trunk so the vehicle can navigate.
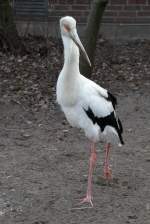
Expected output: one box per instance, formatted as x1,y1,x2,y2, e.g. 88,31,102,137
0,0,25,54
80,0,108,78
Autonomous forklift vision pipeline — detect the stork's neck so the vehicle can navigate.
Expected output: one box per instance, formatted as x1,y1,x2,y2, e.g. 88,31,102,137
62,36,80,74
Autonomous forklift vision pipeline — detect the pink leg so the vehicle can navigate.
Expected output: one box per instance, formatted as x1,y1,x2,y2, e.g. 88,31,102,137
104,143,112,179
80,142,97,207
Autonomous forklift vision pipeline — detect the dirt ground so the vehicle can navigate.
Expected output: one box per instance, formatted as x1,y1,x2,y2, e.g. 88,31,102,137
0,38,150,224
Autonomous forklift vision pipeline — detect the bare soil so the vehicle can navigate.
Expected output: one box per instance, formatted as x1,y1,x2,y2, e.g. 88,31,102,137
0,37,150,224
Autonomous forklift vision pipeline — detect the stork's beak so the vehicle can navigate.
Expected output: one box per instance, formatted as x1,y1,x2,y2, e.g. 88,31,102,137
70,30,91,67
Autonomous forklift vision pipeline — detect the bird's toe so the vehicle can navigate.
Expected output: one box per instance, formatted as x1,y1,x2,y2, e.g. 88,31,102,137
80,195,93,207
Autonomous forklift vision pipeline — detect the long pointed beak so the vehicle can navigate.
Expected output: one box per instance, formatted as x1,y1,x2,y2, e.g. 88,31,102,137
70,30,91,67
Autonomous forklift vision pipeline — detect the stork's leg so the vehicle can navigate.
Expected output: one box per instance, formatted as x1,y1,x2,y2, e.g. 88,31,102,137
103,143,112,179
80,142,97,207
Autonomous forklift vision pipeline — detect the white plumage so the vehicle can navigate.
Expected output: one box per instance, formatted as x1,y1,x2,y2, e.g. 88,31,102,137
56,16,124,207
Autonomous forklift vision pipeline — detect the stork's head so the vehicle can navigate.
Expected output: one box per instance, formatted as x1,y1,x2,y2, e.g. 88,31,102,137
60,16,91,67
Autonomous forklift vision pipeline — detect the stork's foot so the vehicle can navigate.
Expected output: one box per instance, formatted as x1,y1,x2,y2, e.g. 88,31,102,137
80,195,93,207
104,166,112,179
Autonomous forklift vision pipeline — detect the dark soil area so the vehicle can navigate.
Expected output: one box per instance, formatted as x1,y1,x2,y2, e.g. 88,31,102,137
0,37,150,224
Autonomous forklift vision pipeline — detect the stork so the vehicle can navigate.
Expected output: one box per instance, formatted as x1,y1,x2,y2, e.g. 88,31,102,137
56,16,124,207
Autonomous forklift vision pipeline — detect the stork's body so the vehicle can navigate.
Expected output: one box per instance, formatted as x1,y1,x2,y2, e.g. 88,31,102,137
56,16,124,207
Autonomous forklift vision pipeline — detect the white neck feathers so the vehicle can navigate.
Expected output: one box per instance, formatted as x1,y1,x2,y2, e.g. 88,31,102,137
56,35,80,106
62,36,80,75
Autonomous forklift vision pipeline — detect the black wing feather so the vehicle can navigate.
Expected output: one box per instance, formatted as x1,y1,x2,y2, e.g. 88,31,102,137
118,118,123,134
107,92,117,109
84,107,124,145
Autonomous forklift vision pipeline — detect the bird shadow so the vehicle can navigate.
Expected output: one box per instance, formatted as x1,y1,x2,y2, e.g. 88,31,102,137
94,176,119,188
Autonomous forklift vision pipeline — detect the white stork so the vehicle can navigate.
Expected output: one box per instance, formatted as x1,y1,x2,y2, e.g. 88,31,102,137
56,16,124,207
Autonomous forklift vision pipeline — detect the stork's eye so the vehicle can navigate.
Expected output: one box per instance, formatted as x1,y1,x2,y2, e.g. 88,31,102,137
64,24,70,32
